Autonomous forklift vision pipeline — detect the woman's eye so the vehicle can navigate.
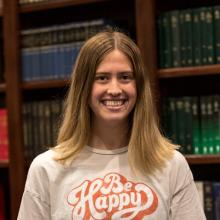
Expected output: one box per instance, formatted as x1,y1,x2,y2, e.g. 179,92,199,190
121,74,133,81
122,75,129,79
95,75,108,81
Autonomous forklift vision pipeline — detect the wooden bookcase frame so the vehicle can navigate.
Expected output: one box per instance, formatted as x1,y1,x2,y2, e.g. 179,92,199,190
0,0,220,219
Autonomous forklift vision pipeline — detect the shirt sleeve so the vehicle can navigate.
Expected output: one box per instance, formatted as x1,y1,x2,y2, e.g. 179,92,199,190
17,155,51,220
17,190,50,220
169,152,206,220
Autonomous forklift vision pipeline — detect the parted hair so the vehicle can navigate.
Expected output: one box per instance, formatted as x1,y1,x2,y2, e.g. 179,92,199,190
54,29,176,175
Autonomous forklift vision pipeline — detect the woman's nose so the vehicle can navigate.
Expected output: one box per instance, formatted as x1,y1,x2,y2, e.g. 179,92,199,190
107,80,122,96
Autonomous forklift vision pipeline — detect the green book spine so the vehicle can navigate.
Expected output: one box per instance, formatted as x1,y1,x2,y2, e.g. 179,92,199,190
217,95,220,154
192,97,201,154
206,96,215,154
179,11,187,66
170,10,181,67
175,98,186,153
183,97,193,154
192,8,202,65
184,9,193,66
213,95,220,154
200,96,209,154
200,7,208,65
213,6,220,63
162,12,172,68
167,97,177,143
205,7,215,64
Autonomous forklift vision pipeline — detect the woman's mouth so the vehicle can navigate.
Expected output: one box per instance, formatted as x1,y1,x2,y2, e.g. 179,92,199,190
102,100,126,107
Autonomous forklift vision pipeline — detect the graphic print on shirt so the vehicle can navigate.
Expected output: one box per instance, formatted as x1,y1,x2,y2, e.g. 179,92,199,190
67,172,158,219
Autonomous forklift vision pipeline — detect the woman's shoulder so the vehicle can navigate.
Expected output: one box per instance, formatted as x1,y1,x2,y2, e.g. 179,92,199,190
31,149,54,164
166,150,192,180
168,150,188,165
172,149,187,161
159,150,191,178
29,149,63,172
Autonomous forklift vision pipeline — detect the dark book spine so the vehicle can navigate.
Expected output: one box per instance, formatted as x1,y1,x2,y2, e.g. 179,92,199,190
183,97,193,154
213,95,220,154
205,7,215,64
206,96,215,154
184,9,193,66
213,182,220,220
0,182,5,220
213,6,220,63
167,97,177,144
175,98,186,153
192,8,202,66
162,12,172,68
200,96,209,154
170,10,181,67
200,8,208,65
179,11,187,66
204,181,214,220
192,97,201,154
157,15,165,68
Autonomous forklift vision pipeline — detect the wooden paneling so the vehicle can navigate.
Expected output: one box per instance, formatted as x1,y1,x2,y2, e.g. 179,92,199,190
3,0,25,219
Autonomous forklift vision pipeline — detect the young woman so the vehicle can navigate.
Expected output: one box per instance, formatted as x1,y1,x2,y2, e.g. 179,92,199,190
18,30,206,219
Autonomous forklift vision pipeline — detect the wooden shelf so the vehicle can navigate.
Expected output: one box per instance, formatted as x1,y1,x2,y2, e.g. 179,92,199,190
158,64,220,78
185,155,220,165
0,82,6,92
22,79,69,90
0,160,9,168
20,0,110,13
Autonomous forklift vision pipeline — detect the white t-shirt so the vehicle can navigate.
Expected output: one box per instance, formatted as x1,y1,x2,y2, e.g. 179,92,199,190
18,146,206,220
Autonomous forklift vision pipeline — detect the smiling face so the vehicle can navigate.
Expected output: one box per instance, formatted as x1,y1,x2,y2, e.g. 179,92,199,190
89,49,137,127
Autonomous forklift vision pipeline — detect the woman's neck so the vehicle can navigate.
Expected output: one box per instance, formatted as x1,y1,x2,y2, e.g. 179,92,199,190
88,121,130,150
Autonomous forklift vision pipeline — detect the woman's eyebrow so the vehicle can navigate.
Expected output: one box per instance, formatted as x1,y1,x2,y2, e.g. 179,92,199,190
95,72,109,74
95,71,134,74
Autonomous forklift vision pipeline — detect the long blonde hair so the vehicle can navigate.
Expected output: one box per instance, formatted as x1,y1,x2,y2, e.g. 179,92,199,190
54,30,177,175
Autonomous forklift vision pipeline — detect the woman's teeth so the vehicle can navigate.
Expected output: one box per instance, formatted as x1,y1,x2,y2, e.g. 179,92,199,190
103,100,125,106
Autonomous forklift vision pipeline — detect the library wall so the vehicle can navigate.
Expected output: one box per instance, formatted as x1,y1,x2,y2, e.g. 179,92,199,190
0,0,220,219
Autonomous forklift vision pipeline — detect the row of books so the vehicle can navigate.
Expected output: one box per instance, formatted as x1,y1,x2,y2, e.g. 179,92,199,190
19,0,48,4
21,19,112,81
21,19,110,48
0,109,8,162
0,182,5,220
157,6,220,68
22,99,63,162
195,181,220,220
22,41,83,81
162,95,220,155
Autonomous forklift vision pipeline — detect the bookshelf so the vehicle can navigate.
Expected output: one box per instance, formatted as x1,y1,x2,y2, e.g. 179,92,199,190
1,0,220,219
22,79,69,90
19,0,111,12
156,0,220,153
0,83,5,92
156,0,220,215
186,155,220,164
158,64,220,78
